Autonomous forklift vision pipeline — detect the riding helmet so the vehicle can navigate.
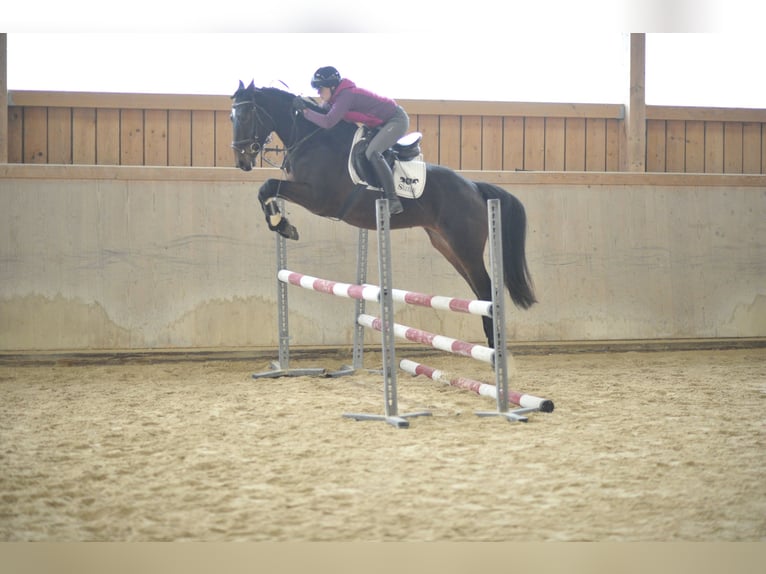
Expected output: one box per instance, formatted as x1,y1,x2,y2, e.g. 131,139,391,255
311,66,341,89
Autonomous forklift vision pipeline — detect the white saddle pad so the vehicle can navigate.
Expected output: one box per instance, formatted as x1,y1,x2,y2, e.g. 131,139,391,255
348,127,427,199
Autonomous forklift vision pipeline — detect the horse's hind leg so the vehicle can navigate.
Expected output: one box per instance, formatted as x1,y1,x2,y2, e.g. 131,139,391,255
424,229,495,347
258,180,299,240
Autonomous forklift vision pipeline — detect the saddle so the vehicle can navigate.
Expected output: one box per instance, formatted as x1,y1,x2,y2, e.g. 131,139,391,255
349,127,427,199
351,128,421,184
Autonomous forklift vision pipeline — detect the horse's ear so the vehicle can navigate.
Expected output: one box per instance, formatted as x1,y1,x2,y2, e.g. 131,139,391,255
238,80,245,90
247,80,255,91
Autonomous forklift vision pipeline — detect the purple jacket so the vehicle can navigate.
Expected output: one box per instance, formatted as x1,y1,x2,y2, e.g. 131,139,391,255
302,78,399,129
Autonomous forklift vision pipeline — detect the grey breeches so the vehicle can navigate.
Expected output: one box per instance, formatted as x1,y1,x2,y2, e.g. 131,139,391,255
364,106,410,160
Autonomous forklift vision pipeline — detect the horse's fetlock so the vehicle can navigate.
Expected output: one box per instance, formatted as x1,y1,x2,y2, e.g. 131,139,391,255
263,197,283,227
268,212,283,227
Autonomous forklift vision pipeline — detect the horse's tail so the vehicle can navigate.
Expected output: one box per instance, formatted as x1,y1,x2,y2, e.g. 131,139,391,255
475,181,537,309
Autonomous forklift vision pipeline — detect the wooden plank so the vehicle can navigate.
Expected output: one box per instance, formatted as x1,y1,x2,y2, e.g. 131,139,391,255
502,117,524,171
168,110,192,167
191,110,216,167
10,91,625,119
624,33,646,171
438,115,461,169
47,107,72,164
120,109,144,165
96,108,120,165
762,125,766,175
399,99,624,119
72,108,96,164
10,90,231,112
215,110,232,167
585,118,606,171
685,121,705,173
605,119,620,171
723,121,743,174
23,107,48,163
417,115,439,164
7,106,23,163
11,89,766,123
704,121,724,173
523,117,545,171
645,120,666,172
4,164,764,187
648,105,766,123
742,123,762,174
544,117,566,171
564,118,585,171
665,120,686,173
0,35,6,163
460,115,482,170
144,109,168,166
481,116,503,170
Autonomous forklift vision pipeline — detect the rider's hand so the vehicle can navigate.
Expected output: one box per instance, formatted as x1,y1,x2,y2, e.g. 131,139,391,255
292,97,307,113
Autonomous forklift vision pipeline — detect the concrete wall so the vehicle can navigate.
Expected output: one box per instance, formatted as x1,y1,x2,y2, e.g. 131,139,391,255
1,166,764,351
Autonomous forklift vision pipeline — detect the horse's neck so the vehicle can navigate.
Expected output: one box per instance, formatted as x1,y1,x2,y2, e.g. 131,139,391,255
273,112,309,149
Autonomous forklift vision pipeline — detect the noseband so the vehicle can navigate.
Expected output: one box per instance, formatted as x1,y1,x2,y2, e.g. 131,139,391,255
231,99,271,156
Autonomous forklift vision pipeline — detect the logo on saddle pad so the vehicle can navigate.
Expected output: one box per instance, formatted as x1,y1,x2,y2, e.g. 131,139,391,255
348,127,427,199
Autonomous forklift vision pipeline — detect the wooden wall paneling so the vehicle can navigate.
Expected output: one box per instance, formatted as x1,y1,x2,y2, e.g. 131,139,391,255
742,123,762,174
168,110,192,166
684,120,705,173
191,110,215,167
144,109,168,166
524,117,545,171
214,110,232,167
72,108,96,164
7,106,23,163
415,114,439,164
564,118,586,171
665,120,686,173
544,117,566,171
723,121,743,173
47,107,72,164
120,109,144,165
481,116,503,170
704,121,724,173
502,117,524,171
23,107,47,163
460,115,482,170
438,115,461,169
645,119,666,172
584,118,606,171
762,125,766,174
96,109,120,165
605,119,621,171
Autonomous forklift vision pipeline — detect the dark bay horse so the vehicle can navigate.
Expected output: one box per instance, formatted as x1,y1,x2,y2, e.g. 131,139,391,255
231,81,536,346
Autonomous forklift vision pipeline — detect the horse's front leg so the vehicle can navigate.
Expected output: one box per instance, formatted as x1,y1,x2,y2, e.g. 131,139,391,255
258,180,299,240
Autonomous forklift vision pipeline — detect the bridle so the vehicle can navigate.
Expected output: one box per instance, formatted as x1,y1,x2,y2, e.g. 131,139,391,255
230,98,272,157
231,91,325,169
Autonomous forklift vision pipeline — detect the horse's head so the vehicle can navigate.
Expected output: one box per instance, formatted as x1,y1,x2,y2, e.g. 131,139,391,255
230,80,275,171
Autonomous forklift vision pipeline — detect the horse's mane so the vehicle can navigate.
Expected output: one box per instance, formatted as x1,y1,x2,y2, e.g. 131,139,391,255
234,83,358,146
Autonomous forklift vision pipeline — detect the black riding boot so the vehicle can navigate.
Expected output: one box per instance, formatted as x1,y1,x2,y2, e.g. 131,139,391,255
368,151,403,215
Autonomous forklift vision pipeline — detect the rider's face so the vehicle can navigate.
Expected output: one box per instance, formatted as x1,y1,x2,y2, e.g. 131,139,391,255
317,86,332,103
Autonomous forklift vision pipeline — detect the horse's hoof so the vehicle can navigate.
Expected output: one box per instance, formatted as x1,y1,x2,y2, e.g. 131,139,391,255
276,220,300,240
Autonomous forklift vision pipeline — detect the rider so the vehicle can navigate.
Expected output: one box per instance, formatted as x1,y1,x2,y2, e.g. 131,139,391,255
295,66,408,215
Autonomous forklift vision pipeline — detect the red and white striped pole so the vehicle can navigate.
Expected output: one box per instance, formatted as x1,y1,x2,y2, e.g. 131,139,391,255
400,359,554,413
277,270,492,317
357,314,496,365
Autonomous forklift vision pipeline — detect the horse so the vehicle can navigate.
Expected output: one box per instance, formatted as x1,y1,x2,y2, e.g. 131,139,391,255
231,80,536,347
